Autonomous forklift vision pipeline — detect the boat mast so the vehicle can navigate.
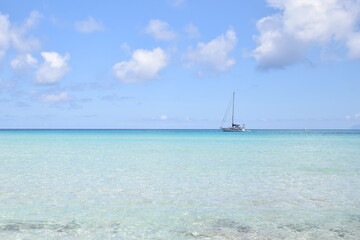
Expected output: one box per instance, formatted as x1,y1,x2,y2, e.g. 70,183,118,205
232,91,235,127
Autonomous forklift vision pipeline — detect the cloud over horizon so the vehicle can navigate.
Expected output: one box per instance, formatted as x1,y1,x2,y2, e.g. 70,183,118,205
74,16,104,33
1,10,72,86
35,52,70,84
0,11,42,59
39,91,72,102
145,19,178,40
11,54,38,70
186,28,237,72
113,47,168,83
251,0,360,69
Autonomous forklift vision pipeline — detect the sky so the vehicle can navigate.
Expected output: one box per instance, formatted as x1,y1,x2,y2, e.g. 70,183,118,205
1,0,360,129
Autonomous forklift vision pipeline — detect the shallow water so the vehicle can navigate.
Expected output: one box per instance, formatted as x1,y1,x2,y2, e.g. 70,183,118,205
0,129,359,239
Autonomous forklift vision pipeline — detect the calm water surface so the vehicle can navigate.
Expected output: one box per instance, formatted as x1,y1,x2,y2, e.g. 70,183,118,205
0,129,359,239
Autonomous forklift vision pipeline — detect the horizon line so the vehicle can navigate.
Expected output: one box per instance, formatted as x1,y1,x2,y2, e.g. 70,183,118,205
0,128,358,130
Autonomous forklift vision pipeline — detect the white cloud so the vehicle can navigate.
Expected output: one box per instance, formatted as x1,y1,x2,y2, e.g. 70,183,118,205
161,115,168,120
185,23,200,39
0,13,10,59
355,113,360,120
187,28,237,72
251,15,307,69
347,32,360,59
11,54,38,70
145,19,177,40
251,0,360,69
0,11,72,84
75,16,104,33
39,92,71,102
35,52,70,84
10,10,42,53
0,11,41,59
11,32,41,53
23,10,42,29
345,115,352,120
113,47,168,83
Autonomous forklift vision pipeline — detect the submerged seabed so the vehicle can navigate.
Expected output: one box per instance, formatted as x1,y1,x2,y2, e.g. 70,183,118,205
0,129,359,239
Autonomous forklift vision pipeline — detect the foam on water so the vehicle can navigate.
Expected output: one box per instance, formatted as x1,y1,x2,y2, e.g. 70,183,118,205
0,129,359,239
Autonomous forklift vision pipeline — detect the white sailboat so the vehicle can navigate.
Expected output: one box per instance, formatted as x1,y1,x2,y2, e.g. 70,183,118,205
220,92,246,132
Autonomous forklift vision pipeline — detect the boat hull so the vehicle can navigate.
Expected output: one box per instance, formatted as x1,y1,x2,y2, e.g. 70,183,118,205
220,127,245,132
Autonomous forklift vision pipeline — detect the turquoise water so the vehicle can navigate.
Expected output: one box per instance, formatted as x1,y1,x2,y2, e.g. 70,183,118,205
0,129,360,239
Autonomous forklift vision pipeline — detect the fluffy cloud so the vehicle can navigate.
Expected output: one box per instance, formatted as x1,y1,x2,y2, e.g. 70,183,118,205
251,0,360,69
74,16,104,33
39,92,71,102
11,54,38,70
161,115,168,120
0,11,41,59
0,13,10,59
145,19,177,40
187,28,237,72
11,10,42,52
35,52,70,84
0,11,72,84
347,32,360,59
113,47,168,83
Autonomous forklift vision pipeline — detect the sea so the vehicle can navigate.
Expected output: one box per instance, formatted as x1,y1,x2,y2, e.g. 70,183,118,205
0,129,359,239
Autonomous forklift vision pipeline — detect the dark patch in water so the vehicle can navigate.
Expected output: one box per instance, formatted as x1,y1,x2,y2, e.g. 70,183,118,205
213,219,251,233
330,228,347,238
109,222,122,234
348,214,360,222
2,224,20,231
0,221,79,233
56,222,80,232
278,223,317,232
28,223,45,230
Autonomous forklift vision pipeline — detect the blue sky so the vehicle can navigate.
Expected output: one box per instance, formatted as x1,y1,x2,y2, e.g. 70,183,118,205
1,0,360,129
